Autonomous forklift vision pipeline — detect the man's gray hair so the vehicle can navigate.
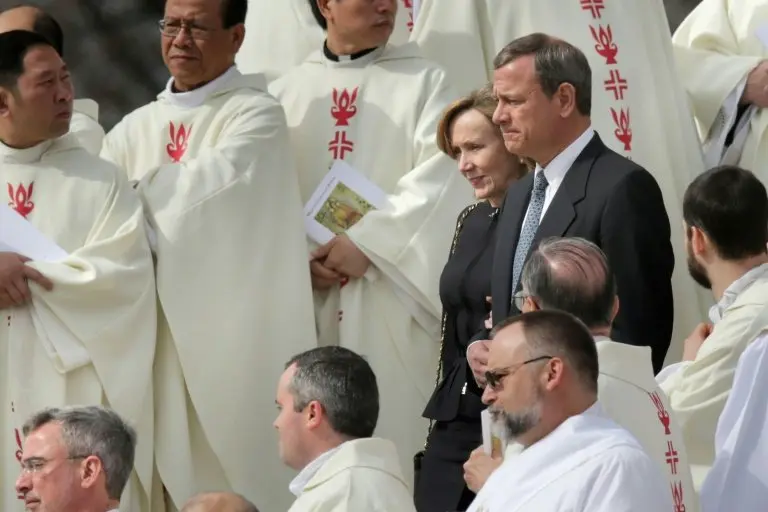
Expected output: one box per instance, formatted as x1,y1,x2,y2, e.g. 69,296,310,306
521,237,616,328
494,32,592,116
285,346,379,439
22,405,136,500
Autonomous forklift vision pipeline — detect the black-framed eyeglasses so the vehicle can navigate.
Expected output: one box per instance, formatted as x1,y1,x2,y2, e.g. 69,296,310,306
19,455,89,474
157,19,219,40
485,355,553,390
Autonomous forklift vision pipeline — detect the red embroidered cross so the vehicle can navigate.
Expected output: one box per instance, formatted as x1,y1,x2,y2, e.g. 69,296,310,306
6,315,10,326
580,0,605,19
328,131,355,159
610,107,632,151
589,25,618,65
604,69,628,100
649,391,671,435
7,182,35,218
166,122,192,162
331,88,359,127
671,481,686,512
665,440,679,475
338,310,343,322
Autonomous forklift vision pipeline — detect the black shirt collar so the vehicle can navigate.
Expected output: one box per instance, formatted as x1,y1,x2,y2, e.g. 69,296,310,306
323,40,378,62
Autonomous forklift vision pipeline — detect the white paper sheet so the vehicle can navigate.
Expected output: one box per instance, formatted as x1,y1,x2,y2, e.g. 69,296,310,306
481,409,508,458
0,204,67,261
303,159,388,245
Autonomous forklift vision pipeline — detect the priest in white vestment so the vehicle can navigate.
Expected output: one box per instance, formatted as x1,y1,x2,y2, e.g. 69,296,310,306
0,5,105,154
700,329,768,511
269,0,472,484
236,0,416,81
0,31,158,511
509,237,695,510
275,347,416,512
673,0,768,176
410,0,709,363
657,166,768,491
467,310,672,512
100,0,316,510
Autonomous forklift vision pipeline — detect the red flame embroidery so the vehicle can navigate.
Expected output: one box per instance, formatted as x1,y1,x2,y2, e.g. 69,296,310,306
166,122,192,162
611,107,632,152
7,182,35,218
331,88,359,127
590,25,618,65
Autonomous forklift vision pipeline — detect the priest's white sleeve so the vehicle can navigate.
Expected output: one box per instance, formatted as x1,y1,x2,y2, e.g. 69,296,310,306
672,0,762,146
700,332,768,512
345,67,472,321
71,99,106,155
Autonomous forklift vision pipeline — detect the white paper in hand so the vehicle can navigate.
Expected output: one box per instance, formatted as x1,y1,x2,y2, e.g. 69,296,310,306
0,204,67,261
481,409,508,458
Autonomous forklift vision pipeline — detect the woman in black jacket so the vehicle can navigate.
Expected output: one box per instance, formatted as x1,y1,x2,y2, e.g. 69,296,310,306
414,86,531,512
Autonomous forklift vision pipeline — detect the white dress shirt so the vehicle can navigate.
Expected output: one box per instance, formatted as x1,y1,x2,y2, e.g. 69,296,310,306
520,126,595,228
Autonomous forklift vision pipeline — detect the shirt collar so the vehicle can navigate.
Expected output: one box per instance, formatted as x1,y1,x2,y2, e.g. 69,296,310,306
534,126,595,187
162,65,239,109
289,444,344,497
322,40,378,62
709,263,768,323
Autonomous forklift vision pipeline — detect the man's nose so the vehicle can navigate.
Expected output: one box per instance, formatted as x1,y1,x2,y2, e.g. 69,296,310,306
481,387,495,405
15,470,31,496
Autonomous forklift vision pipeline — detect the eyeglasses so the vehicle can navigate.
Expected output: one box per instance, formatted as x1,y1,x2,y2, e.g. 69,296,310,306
19,455,88,474
157,19,219,40
485,355,553,390
512,291,530,311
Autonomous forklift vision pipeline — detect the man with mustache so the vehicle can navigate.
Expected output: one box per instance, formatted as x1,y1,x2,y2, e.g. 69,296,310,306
657,164,768,491
0,4,105,154
269,0,471,486
467,310,672,511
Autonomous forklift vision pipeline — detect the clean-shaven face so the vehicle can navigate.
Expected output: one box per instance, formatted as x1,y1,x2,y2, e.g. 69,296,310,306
325,0,397,49
273,364,310,471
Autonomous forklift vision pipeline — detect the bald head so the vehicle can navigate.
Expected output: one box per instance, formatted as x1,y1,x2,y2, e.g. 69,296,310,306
181,492,259,512
520,237,616,329
0,6,63,55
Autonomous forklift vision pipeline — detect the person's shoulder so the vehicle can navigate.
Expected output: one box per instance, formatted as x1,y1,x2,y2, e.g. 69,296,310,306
376,43,449,83
45,135,131,192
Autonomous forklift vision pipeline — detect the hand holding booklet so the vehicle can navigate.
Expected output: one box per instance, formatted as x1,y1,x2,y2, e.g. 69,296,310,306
303,159,388,245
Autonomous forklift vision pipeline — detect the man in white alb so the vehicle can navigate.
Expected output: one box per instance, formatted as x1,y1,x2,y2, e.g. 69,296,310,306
673,0,768,177
466,237,696,509
236,0,417,81
0,5,105,153
0,31,158,511
100,0,317,509
467,310,672,511
269,0,472,483
657,165,768,491
275,346,416,512
700,328,768,511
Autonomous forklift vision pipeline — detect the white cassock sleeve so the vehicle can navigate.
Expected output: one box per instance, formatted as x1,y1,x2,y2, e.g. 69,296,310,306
71,99,106,155
345,68,472,320
672,0,762,150
700,332,768,512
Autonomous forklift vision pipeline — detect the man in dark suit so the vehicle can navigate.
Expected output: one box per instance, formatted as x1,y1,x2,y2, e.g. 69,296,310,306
467,33,674,379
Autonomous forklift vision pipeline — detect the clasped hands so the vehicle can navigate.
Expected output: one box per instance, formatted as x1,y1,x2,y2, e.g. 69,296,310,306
309,234,371,290
0,252,54,309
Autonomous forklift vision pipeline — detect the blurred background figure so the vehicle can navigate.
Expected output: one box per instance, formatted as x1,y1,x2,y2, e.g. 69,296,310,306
180,492,259,512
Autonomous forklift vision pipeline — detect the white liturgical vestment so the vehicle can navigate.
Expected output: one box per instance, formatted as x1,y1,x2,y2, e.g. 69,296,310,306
71,99,105,155
236,0,415,81
594,337,696,511
410,0,709,363
288,438,416,512
469,403,673,512
0,134,158,512
673,0,768,177
701,332,768,512
270,43,472,485
102,67,317,511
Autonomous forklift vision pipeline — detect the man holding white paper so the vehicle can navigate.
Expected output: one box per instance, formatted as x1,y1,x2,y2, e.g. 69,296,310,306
270,0,472,485
101,0,316,509
0,30,158,511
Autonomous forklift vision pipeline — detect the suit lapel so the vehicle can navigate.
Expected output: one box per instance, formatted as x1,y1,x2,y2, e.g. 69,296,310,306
493,172,533,321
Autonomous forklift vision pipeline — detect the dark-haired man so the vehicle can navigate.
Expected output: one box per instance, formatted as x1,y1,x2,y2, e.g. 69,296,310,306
268,0,471,486
0,30,157,511
100,0,316,509
275,346,416,511
657,165,768,491
468,311,672,511
0,4,105,153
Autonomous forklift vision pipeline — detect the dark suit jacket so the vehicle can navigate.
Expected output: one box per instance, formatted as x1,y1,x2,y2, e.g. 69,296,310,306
487,133,674,372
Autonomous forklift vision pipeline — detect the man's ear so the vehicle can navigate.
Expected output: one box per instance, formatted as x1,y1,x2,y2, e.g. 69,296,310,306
0,88,12,118
79,456,103,490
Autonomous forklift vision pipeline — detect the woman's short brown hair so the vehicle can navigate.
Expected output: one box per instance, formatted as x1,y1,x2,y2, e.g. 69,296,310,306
436,85,535,172
437,85,498,158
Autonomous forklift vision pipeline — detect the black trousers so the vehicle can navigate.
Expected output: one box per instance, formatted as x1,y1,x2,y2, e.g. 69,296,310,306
414,418,482,512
